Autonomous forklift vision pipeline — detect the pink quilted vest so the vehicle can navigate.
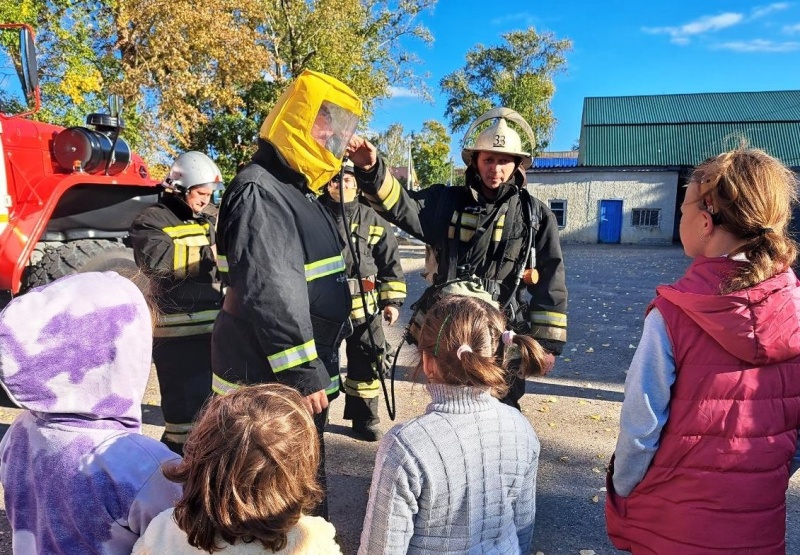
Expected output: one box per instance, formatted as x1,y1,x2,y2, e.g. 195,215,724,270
606,257,800,554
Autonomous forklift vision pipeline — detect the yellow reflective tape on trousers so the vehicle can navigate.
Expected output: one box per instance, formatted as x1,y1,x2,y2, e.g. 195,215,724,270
304,255,345,282
529,311,567,328
326,374,341,395
217,255,229,273
164,422,194,434
212,373,240,395
268,339,318,373
154,322,215,337
344,377,380,393
154,310,218,337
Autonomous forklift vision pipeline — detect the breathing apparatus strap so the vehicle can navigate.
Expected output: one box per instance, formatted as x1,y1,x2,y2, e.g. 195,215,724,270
501,186,537,313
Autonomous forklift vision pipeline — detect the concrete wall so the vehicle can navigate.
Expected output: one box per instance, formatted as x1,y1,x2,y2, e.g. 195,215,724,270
526,169,679,244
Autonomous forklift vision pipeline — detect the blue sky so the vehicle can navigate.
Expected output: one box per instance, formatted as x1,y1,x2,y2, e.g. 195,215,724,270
369,1,800,158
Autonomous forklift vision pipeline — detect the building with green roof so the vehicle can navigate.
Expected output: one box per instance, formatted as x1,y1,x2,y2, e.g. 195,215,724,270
579,90,800,168
527,90,800,244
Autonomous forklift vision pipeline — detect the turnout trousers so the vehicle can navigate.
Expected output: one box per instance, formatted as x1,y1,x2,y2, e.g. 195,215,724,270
342,315,386,425
152,333,213,455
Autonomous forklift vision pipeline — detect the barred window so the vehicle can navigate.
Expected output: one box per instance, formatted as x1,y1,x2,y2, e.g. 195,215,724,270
632,208,660,227
549,200,567,228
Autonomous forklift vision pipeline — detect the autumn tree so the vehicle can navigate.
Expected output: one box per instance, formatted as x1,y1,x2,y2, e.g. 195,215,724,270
440,27,571,154
410,120,451,187
189,0,435,178
4,0,435,175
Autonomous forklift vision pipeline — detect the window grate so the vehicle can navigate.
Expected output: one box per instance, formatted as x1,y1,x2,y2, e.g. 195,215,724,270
632,209,660,227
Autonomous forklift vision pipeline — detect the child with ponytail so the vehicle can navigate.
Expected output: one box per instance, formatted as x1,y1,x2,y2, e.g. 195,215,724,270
358,295,550,555
606,147,800,554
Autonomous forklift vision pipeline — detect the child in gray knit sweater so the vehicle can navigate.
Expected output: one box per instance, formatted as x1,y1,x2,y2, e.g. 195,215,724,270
359,295,550,555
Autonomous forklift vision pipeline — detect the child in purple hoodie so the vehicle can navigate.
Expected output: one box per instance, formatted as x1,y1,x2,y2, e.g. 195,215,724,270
0,272,183,554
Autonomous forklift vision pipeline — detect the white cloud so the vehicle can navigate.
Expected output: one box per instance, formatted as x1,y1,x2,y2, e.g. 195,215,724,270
751,3,792,19
681,12,743,34
784,22,800,33
643,12,743,44
388,86,420,99
714,39,800,51
489,13,539,27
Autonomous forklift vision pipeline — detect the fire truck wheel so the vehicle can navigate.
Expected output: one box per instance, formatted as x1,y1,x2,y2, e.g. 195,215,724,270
22,239,138,290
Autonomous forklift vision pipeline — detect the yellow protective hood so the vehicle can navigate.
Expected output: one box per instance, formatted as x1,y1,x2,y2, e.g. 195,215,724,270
260,70,362,193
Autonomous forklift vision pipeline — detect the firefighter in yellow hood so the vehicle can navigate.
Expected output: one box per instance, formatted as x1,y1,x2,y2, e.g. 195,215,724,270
211,70,360,518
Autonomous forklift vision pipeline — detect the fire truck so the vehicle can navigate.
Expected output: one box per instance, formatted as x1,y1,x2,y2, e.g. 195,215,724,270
0,24,159,304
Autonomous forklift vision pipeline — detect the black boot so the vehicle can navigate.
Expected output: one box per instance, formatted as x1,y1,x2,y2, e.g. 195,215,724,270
352,419,383,442
160,433,185,457
345,395,382,441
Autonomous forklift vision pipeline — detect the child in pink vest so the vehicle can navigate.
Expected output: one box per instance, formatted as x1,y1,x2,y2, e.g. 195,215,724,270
607,147,800,554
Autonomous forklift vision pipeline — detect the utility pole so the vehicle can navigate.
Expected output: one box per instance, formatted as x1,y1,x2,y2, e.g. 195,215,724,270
407,139,414,190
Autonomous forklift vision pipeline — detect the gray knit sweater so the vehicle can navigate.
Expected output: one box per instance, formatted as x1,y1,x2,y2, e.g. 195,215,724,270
358,383,540,555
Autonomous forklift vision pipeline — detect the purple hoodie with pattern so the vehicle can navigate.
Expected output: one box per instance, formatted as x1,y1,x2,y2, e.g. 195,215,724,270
0,272,183,554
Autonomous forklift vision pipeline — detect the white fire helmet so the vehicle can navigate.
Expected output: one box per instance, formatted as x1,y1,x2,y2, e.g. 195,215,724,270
460,108,535,169
163,151,224,193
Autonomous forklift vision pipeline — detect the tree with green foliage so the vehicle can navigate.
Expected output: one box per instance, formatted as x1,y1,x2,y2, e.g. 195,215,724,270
4,0,435,177
372,123,409,168
410,120,451,187
188,0,435,179
440,27,571,155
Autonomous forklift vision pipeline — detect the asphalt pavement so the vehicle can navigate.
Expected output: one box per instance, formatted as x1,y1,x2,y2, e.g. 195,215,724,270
1,243,799,555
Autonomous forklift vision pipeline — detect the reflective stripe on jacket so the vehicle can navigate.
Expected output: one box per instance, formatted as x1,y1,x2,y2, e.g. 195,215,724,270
130,193,222,334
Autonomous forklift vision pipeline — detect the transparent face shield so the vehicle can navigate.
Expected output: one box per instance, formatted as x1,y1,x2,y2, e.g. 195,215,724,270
311,100,360,158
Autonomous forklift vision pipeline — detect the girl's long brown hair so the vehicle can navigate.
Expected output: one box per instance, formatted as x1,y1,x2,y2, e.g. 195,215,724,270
164,383,322,553
417,295,550,397
691,147,798,293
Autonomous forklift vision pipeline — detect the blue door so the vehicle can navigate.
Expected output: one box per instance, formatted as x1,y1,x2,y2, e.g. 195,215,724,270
598,200,623,244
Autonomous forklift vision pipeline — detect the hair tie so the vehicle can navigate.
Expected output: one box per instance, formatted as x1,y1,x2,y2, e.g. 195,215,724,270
456,344,473,360
502,330,516,346
758,227,773,236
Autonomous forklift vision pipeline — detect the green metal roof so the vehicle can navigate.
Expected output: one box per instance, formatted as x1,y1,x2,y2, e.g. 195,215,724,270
578,91,800,167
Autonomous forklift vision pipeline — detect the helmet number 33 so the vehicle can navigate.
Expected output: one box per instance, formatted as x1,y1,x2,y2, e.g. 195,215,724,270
493,134,506,147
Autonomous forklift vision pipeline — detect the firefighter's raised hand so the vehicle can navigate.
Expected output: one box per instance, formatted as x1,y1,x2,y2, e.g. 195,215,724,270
346,135,377,171
303,389,329,415
383,305,399,326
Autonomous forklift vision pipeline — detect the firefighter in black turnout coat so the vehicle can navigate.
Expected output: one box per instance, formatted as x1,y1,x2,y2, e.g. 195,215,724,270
130,151,224,455
211,70,362,518
348,108,568,409
320,160,406,441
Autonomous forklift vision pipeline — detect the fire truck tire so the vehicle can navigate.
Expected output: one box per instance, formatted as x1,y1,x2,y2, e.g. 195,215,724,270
22,239,138,290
